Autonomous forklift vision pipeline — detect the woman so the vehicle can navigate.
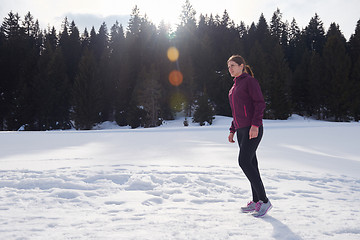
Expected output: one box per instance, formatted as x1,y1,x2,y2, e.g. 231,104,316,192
227,55,272,218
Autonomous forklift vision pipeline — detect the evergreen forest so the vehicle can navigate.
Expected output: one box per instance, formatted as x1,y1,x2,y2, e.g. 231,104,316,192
1,1,360,130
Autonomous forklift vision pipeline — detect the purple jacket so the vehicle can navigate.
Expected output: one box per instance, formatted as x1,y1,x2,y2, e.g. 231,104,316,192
228,73,266,133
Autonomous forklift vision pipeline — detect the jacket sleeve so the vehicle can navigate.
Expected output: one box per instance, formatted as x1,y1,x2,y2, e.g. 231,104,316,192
229,121,236,133
248,78,266,127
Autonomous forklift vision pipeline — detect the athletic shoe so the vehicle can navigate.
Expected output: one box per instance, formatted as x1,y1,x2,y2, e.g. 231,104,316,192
241,201,256,213
252,200,272,218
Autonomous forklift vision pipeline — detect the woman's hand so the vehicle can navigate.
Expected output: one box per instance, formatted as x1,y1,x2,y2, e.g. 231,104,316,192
249,126,259,139
228,132,235,143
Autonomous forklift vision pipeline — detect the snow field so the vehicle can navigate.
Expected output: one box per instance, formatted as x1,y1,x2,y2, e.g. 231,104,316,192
0,115,359,239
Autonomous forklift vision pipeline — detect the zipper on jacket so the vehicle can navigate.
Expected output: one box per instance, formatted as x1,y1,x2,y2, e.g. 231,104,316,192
244,105,247,117
231,88,240,129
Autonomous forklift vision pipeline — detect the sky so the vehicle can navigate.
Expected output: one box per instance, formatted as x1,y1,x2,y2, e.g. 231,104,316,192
0,0,359,40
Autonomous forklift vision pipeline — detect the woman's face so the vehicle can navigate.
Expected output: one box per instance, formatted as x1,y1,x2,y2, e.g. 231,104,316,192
227,61,243,78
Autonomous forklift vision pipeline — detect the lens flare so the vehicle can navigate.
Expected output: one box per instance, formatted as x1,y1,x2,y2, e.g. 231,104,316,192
167,47,179,62
168,70,183,86
170,92,187,112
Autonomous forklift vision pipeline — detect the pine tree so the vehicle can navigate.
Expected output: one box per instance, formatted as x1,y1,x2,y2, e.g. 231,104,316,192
0,12,23,129
248,41,269,90
32,40,54,130
349,58,360,121
238,21,247,38
155,21,173,120
110,21,126,124
308,51,326,118
180,0,197,27
127,5,141,38
1,11,22,38
304,14,326,53
349,19,360,64
47,47,71,129
349,20,360,120
90,22,109,63
23,12,35,37
66,21,81,83
322,23,351,121
288,18,303,71
270,8,285,43
246,16,273,118
126,101,146,129
1,11,41,130
88,22,113,122
136,65,162,127
45,26,58,51
138,16,157,67
292,50,310,115
59,17,69,47
193,91,215,126
0,24,6,129
119,5,142,124
267,44,292,119
244,22,257,57
33,43,70,130
270,9,289,59
175,0,199,117
81,28,90,50
255,14,272,50
59,17,81,85
17,12,42,130
72,49,102,129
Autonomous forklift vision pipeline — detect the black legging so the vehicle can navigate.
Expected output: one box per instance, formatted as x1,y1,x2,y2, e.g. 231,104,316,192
236,125,268,203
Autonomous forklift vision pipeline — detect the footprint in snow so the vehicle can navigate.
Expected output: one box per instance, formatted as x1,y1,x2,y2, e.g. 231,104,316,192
142,197,163,206
104,201,125,205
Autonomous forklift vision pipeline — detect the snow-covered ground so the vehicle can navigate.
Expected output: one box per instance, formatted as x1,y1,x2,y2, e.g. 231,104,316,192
0,115,359,239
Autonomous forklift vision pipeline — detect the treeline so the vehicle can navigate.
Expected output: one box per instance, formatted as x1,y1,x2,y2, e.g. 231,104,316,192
1,1,360,130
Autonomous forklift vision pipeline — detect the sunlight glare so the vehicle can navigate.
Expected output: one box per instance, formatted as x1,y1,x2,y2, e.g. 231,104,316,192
168,70,183,87
167,47,179,62
170,92,187,112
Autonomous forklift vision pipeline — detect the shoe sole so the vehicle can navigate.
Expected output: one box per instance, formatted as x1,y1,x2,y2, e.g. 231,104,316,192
241,209,256,213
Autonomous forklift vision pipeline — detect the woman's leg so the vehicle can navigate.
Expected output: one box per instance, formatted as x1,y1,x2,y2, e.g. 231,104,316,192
237,126,268,203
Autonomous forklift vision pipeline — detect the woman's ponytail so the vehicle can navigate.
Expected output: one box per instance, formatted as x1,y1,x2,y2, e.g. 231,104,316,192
245,65,254,77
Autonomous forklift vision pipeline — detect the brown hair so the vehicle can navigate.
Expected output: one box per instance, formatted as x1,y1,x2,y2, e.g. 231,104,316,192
227,55,254,77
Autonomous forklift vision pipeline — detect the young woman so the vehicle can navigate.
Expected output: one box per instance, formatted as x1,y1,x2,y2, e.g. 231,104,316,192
227,55,272,218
